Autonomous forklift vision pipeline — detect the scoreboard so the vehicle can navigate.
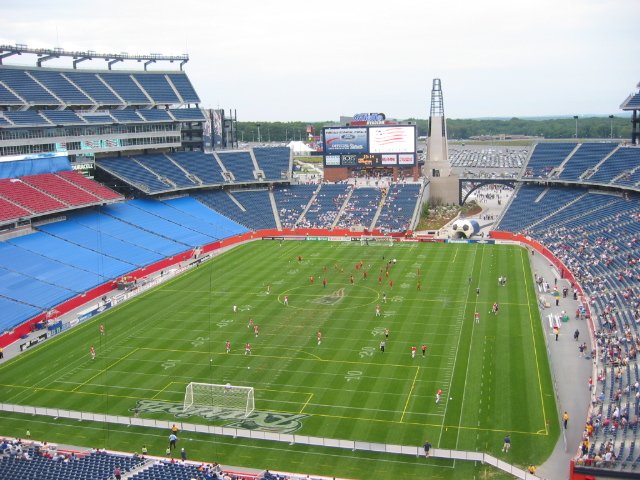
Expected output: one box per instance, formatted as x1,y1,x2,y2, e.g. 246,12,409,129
323,125,416,168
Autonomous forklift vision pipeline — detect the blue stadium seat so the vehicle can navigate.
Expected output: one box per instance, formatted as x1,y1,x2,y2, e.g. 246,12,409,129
133,74,180,104
97,157,173,193
0,68,61,105
337,187,382,229
168,108,206,121
216,151,256,182
167,73,201,103
523,143,575,179
137,109,173,122
40,110,86,125
253,147,291,180
273,184,317,228
135,154,197,188
99,73,150,104
303,184,350,228
558,143,617,181
168,151,226,185
29,70,94,105
4,111,51,126
64,71,124,105
376,184,421,232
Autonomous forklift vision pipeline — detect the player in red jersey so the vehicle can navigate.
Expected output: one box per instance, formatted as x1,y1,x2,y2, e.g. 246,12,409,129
436,389,443,403
245,343,251,355
375,304,381,317
90,345,96,360
350,275,354,285
248,318,254,329
284,295,289,306
322,278,327,288
225,340,231,353
99,324,105,335
422,344,427,356
474,312,480,324
309,275,314,284
254,325,259,337
317,331,322,345
411,346,417,359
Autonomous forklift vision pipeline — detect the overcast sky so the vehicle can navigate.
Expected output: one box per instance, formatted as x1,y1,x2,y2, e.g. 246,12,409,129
1,0,638,121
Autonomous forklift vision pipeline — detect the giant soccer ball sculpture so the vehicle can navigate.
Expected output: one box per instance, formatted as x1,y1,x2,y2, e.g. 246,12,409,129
451,219,480,239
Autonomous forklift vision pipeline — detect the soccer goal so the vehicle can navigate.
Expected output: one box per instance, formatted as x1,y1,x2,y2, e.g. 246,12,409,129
183,382,255,417
360,236,394,246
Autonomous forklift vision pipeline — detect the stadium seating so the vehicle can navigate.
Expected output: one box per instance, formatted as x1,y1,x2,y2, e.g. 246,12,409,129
217,151,256,183
63,71,124,105
167,73,201,103
0,266,75,311
273,184,317,228
28,69,94,105
109,109,145,123
3,111,50,126
376,184,421,232
135,154,198,188
137,109,173,122
21,173,102,206
0,241,105,293
8,231,135,279
81,113,116,124
168,151,226,185
495,184,584,233
70,211,188,257
558,143,617,181
231,190,278,229
0,197,31,222
0,68,60,105
0,178,67,213
193,189,277,231
40,110,86,125
102,203,216,247
0,83,24,105
38,220,164,267
168,108,206,121
253,147,291,180
133,74,180,104
161,196,249,239
336,187,382,229
0,296,42,333
97,157,173,193
99,73,150,104
522,143,575,179
302,184,350,228
589,147,640,185
55,170,123,201
0,449,145,480
128,198,249,240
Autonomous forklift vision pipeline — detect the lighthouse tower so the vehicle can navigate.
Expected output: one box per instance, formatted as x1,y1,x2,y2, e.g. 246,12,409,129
425,79,458,204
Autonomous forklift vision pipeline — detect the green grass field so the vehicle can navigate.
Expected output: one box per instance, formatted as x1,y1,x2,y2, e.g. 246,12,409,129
0,241,558,479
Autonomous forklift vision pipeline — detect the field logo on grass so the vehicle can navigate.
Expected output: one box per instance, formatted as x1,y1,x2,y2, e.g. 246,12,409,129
311,287,345,305
131,400,307,433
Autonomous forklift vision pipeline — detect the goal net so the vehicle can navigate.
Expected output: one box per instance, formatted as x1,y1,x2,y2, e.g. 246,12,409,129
360,236,394,246
183,382,255,417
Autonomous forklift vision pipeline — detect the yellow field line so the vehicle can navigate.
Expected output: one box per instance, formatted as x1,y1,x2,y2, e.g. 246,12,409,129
152,381,177,399
521,249,549,435
400,367,419,423
73,348,139,392
299,393,314,414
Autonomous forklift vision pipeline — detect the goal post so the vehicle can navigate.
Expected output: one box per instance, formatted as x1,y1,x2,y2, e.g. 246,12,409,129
183,382,255,417
360,236,394,246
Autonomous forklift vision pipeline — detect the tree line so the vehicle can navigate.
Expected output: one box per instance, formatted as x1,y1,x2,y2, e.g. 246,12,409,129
236,116,632,142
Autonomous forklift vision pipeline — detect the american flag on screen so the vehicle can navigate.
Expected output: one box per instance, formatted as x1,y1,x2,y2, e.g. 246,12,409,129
373,127,409,145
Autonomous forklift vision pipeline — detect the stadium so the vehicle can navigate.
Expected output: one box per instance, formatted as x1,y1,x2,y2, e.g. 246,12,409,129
0,19,639,480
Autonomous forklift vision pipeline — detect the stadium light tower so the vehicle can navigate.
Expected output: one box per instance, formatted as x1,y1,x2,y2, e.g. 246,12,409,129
609,115,614,139
573,115,579,138
256,124,261,143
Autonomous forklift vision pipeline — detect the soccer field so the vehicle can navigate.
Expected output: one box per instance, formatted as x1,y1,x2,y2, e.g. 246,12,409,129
0,241,559,479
